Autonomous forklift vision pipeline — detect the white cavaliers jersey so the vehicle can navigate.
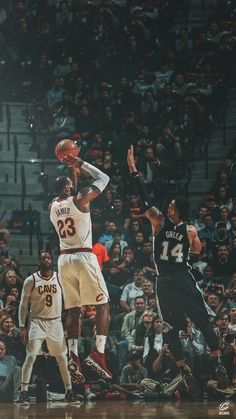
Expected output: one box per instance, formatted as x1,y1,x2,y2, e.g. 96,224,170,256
50,196,92,250
29,271,62,319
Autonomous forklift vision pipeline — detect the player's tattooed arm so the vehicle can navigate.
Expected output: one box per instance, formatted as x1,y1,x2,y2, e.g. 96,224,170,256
74,185,101,209
187,225,202,255
145,206,163,233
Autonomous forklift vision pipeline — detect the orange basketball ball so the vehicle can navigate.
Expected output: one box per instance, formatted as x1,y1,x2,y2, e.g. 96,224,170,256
55,139,79,162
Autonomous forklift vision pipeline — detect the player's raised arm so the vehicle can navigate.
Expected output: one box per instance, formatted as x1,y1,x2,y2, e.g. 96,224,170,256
127,145,162,232
64,155,110,208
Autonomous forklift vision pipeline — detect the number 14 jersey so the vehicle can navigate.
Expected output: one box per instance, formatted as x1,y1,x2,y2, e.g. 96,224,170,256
50,196,92,250
154,217,191,274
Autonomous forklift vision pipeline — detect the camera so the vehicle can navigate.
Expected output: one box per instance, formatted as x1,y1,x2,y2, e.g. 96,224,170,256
224,334,236,344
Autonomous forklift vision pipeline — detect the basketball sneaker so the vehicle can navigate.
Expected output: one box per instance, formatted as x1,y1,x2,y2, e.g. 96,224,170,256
68,351,85,384
215,363,229,389
84,351,112,380
64,390,81,404
19,391,30,406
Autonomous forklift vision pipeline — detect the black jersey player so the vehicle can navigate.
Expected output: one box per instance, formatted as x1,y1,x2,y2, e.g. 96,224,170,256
127,145,228,398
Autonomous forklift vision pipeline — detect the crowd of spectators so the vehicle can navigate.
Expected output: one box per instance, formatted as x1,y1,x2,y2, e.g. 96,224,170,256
0,0,236,403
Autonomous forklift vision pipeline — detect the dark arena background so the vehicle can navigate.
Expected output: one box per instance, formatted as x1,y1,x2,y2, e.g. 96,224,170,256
0,0,236,418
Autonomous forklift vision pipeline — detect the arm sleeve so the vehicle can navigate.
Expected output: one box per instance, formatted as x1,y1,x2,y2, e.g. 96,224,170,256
130,172,152,210
81,162,110,193
18,276,34,327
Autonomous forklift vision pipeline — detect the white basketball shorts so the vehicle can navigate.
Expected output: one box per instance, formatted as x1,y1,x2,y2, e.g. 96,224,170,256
27,317,67,356
58,252,109,309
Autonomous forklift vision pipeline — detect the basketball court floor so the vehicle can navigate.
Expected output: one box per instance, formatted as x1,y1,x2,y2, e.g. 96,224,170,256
0,400,235,419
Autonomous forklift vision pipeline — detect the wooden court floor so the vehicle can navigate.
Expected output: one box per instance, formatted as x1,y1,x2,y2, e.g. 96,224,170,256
0,400,235,419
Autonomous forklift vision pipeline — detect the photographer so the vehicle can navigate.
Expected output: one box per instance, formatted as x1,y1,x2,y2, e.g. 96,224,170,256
140,318,185,399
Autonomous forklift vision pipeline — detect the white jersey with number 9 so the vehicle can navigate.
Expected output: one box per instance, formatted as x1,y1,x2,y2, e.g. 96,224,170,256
50,196,92,250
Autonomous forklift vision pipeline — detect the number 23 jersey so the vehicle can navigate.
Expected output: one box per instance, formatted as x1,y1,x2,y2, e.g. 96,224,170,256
50,196,92,250
154,217,191,274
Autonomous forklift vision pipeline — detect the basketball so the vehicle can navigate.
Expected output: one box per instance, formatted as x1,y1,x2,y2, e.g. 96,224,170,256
55,139,79,162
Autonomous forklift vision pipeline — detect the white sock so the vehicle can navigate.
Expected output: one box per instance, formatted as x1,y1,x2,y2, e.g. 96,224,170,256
96,335,107,354
68,338,78,356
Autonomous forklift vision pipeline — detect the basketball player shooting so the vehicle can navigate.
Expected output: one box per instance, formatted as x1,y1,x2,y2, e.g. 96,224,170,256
18,251,78,405
127,145,229,398
49,151,112,383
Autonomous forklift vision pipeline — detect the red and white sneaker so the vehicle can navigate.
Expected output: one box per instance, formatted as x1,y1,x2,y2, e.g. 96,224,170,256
68,351,85,384
84,351,112,380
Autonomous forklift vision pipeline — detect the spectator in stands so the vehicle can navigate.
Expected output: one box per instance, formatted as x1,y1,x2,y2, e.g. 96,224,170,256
142,280,154,305
133,310,157,352
147,293,157,313
120,269,144,312
0,239,11,260
99,220,118,244
53,53,72,78
131,231,145,259
47,77,65,111
0,314,24,364
214,186,233,212
212,244,235,287
214,313,230,352
0,269,22,291
0,285,6,310
107,196,131,233
138,240,153,267
105,229,128,254
225,272,236,297
199,214,216,252
137,146,160,191
212,167,229,195
228,307,236,335
92,232,110,272
230,214,236,240
0,340,21,402
155,62,174,91
127,193,144,219
213,222,231,251
216,207,231,231
121,296,146,354
192,205,208,232
204,195,219,221
205,293,222,314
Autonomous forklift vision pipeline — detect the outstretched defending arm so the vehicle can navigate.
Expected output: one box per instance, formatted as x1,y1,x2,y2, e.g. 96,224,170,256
127,146,163,232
